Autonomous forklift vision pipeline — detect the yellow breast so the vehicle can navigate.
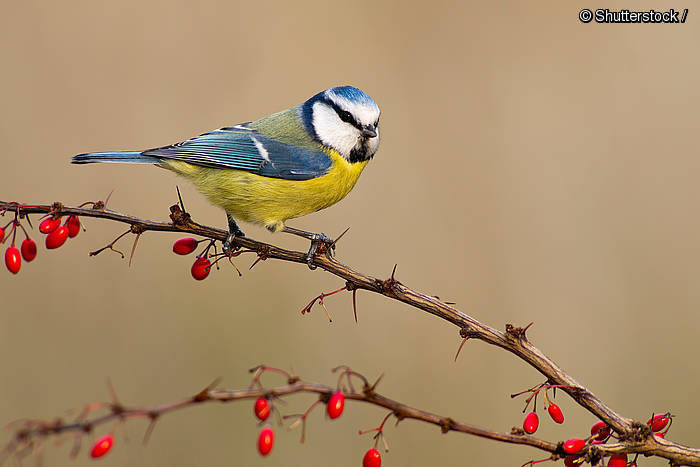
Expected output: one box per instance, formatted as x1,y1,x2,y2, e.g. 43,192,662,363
163,149,369,232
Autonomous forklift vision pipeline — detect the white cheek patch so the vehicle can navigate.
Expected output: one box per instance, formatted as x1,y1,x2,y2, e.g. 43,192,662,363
312,101,359,158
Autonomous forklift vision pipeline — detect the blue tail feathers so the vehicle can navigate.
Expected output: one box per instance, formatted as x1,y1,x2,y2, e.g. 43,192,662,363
71,151,160,164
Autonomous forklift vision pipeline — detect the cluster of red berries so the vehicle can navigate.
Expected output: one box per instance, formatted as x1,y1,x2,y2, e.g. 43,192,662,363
251,391,380,465
516,384,673,466
559,420,618,466
172,237,212,280
3,214,81,275
253,397,275,456
526,413,671,466
556,415,671,466
522,402,564,435
517,384,567,435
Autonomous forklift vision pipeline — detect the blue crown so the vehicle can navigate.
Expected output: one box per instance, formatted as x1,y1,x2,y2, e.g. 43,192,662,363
327,86,376,105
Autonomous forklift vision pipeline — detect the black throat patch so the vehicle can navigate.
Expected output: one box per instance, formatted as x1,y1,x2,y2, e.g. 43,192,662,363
349,139,374,163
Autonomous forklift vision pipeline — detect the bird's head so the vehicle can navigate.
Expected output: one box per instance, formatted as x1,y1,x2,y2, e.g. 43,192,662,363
301,86,380,163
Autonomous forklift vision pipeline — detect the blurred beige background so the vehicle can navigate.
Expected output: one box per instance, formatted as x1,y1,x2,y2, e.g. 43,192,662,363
1,1,698,465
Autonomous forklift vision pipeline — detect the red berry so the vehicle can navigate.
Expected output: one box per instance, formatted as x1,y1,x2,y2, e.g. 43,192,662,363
591,421,611,441
363,448,382,467
648,413,670,432
655,432,665,439
523,411,539,434
173,237,198,255
90,435,114,458
65,215,81,238
257,427,274,456
254,398,270,421
45,225,69,249
548,403,564,424
39,217,61,234
0,226,4,243
20,238,37,262
327,392,345,419
5,247,21,274
563,438,585,454
607,453,627,467
191,257,211,280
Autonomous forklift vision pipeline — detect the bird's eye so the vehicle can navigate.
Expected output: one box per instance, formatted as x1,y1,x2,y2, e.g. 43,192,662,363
337,110,355,124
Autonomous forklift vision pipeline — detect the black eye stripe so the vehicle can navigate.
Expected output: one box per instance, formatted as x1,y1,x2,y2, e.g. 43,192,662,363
338,110,354,124
328,101,361,129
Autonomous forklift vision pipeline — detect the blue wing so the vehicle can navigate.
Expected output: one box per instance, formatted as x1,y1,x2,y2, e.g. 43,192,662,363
142,126,332,181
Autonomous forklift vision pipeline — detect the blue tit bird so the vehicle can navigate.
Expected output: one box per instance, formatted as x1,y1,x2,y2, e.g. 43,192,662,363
72,86,380,267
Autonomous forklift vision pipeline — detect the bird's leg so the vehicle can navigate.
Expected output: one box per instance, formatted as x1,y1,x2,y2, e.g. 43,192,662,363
223,214,245,256
282,226,335,270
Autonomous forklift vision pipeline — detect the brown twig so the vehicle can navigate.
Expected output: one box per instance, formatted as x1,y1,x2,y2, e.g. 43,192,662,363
1,200,699,465
1,370,689,464
0,371,557,463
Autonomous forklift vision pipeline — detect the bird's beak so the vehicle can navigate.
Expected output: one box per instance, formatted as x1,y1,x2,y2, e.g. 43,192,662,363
361,125,377,138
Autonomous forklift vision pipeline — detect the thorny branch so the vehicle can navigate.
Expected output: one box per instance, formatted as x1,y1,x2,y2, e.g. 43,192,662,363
1,200,699,466
0,367,671,465
3,370,562,463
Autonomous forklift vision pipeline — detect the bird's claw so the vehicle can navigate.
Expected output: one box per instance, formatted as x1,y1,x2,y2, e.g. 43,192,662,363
305,232,334,270
223,233,235,256
222,227,245,256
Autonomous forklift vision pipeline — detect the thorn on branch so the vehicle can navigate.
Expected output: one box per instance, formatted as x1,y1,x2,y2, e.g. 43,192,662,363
342,282,360,322
142,414,159,445
455,327,483,361
192,389,210,403
378,264,400,296
175,186,186,213
249,245,270,270
370,373,384,392
454,337,470,362
352,288,358,322
169,204,192,227
193,378,221,402
433,295,457,305
328,226,350,251
79,190,114,211
106,379,124,416
128,231,143,267
506,322,534,341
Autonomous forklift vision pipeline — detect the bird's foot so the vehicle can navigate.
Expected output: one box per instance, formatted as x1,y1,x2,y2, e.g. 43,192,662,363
223,216,245,256
304,232,335,270
281,226,335,269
